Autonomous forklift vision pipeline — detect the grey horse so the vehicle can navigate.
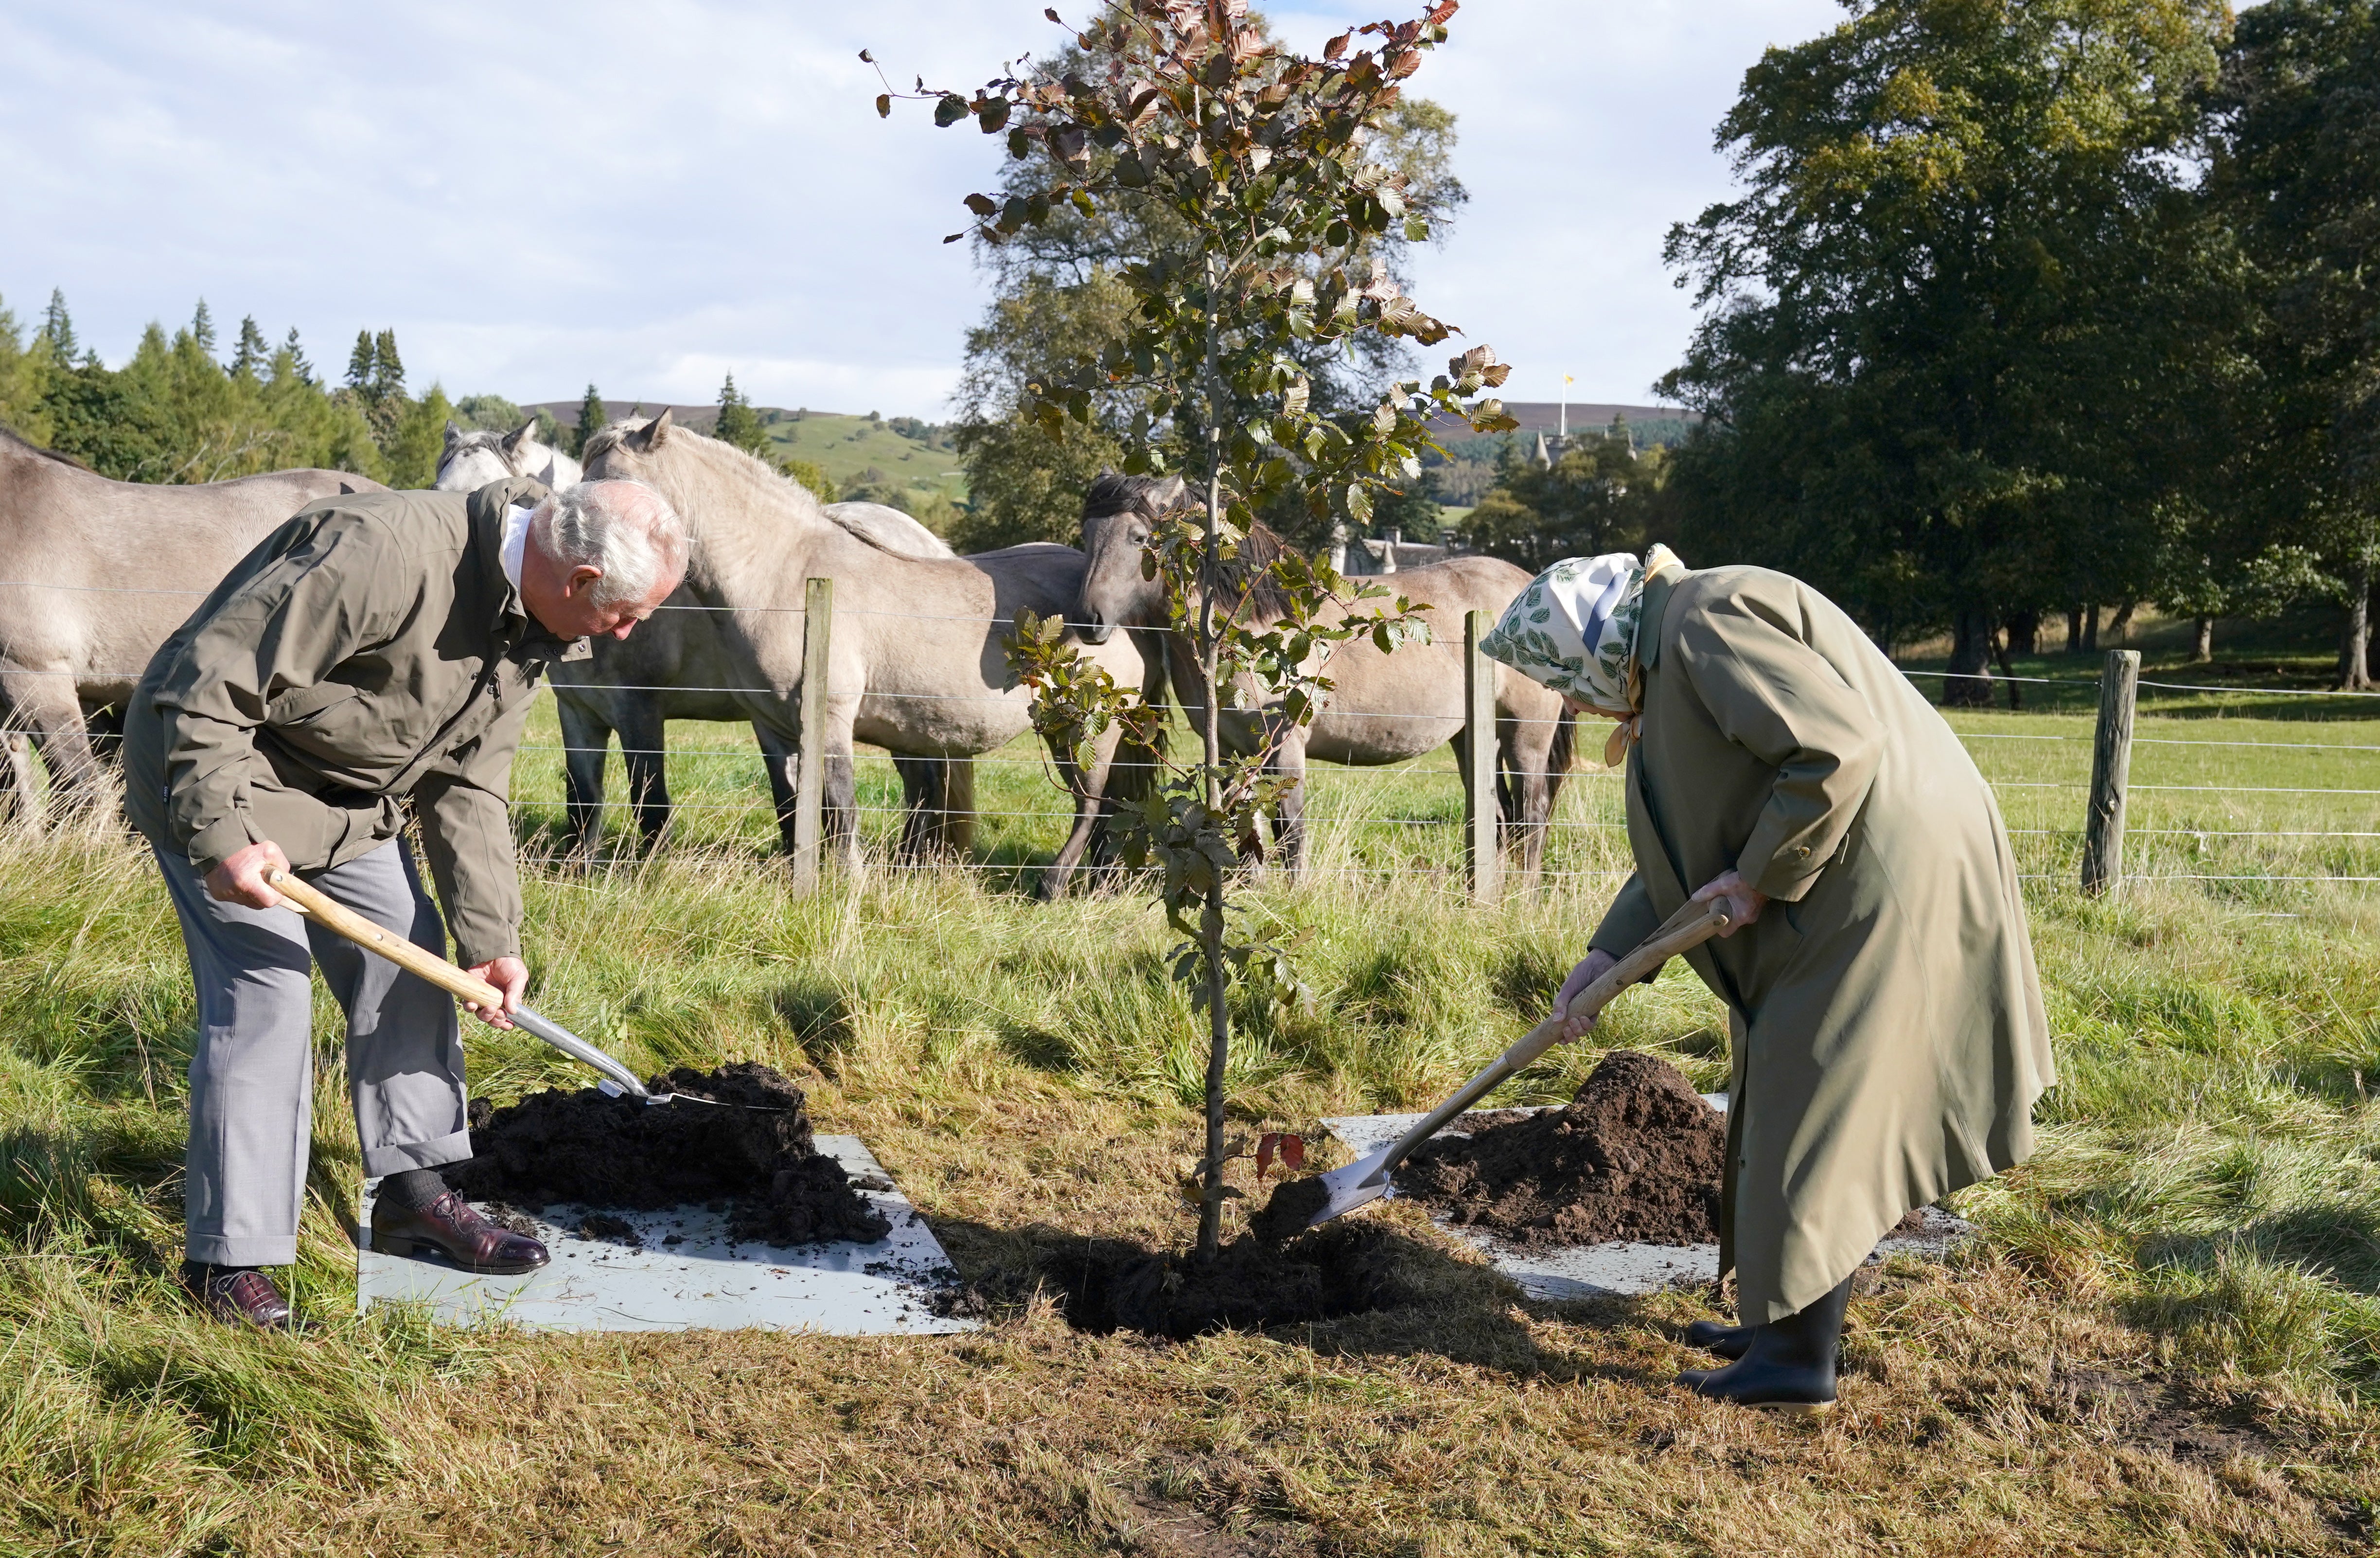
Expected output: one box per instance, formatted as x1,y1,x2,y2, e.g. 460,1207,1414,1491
433,419,970,856
0,422,384,820
547,497,974,860
582,412,1154,893
1074,473,1576,884
434,421,583,491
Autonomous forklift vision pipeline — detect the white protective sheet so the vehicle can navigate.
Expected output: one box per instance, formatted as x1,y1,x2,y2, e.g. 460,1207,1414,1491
358,1135,977,1334
1320,1099,1975,1303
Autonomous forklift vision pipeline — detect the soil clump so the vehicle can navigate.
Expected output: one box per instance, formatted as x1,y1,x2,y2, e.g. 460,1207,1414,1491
1044,1222,1414,1339
1395,1050,1724,1250
1247,1174,1334,1243
448,1062,889,1247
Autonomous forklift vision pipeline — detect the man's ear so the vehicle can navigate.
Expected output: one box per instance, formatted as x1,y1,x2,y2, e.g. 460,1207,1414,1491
567,564,606,595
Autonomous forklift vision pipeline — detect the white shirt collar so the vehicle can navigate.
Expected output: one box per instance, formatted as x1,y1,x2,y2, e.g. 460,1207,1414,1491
500,503,534,589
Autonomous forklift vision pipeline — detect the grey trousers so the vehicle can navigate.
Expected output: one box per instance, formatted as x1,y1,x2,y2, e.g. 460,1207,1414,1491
152,837,470,1267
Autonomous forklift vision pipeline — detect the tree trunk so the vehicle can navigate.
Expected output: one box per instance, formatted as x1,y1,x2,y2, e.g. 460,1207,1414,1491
2109,600,2136,643
1942,605,1996,707
1195,254,1230,1263
2342,555,2374,690
1991,626,2024,711
2192,616,2214,663
2006,609,2039,657
2065,604,2084,654
2082,603,2100,654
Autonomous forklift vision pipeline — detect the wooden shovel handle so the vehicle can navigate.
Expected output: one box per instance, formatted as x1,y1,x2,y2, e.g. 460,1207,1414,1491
265,868,506,1012
1370,900,1734,1177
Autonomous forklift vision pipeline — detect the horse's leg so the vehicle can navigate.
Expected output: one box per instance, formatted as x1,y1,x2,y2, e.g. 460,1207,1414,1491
1271,727,1309,881
82,704,125,776
0,665,103,821
757,725,799,856
615,696,672,852
892,755,939,861
0,733,36,828
824,708,862,873
1040,725,1121,900
1499,710,1550,889
940,758,976,856
554,692,614,857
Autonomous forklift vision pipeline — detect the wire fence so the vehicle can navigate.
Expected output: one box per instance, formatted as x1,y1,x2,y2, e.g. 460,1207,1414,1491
10,578,2380,901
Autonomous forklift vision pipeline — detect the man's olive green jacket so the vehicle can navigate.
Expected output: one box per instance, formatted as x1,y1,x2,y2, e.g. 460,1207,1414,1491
124,478,583,966
1588,564,2053,1325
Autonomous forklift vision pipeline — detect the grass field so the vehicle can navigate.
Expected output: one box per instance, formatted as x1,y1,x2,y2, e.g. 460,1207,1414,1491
10,643,2380,1553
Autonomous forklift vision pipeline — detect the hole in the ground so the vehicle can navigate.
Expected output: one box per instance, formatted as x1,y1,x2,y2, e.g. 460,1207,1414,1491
1036,1222,1418,1339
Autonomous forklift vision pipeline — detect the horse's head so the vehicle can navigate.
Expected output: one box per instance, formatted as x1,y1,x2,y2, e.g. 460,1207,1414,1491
1077,471,1185,643
580,407,674,487
435,422,516,491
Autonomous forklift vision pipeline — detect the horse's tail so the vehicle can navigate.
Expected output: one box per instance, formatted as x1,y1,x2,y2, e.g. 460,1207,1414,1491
1499,700,1579,830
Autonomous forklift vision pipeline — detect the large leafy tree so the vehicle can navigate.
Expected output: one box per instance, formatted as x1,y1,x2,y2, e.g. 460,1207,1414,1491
2209,0,2380,684
1658,0,2233,699
949,18,1467,551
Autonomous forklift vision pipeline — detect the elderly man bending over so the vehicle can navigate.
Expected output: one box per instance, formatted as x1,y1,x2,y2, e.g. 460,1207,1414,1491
124,476,688,1328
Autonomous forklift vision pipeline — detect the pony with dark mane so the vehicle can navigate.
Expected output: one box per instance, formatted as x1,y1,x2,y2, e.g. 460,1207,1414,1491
1075,472,1577,883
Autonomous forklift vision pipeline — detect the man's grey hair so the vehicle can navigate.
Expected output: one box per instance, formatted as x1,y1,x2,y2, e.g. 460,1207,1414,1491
531,480,688,608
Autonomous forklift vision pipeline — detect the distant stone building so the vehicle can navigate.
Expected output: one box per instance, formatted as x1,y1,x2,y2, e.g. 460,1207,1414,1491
1329,524,1464,575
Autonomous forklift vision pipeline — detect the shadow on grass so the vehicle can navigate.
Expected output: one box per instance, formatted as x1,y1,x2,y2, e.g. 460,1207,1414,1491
925,1212,1677,1386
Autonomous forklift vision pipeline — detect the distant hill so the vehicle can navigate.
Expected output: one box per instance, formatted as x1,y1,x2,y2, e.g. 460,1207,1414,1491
529,400,967,508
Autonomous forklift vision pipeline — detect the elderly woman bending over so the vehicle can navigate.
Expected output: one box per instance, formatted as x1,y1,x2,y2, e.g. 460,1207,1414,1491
1480,547,2052,1413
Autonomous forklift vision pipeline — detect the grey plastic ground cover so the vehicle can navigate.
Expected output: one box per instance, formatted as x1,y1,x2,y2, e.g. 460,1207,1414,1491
357,1134,976,1333
1320,1098,1975,1302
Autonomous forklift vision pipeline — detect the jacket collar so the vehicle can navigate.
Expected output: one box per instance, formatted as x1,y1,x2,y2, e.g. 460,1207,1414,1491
464,477,589,659
1637,565,1684,671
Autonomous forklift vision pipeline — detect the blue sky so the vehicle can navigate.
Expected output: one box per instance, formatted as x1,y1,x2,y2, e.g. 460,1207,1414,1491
0,0,1845,417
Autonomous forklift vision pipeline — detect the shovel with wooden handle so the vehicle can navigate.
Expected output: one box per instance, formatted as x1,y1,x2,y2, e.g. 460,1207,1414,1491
1295,897,1735,1231
265,867,670,1102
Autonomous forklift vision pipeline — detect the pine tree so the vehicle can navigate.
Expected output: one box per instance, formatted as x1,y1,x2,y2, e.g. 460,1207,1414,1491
230,316,269,380
346,330,376,390
40,290,77,363
573,383,605,456
282,327,314,385
714,372,767,454
370,329,405,403
190,300,216,357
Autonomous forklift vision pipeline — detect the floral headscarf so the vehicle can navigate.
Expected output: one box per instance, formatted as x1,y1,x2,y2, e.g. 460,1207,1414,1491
1479,545,1685,767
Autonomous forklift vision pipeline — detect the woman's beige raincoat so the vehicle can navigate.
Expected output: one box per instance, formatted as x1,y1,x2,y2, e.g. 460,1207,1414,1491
1588,565,2054,1322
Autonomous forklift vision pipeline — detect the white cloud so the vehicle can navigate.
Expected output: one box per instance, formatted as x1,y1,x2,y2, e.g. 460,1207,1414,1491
0,0,1843,414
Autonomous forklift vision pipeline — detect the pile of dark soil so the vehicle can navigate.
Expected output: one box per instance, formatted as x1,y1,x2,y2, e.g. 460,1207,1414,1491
447,1062,889,1247
1043,1222,1415,1339
1394,1050,1725,1250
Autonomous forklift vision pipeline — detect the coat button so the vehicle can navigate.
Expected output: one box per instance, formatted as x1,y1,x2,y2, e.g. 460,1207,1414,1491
1795,845,1811,857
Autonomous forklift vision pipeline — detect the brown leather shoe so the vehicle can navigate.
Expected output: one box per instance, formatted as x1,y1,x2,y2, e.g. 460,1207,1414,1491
373,1190,550,1275
181,1262,293,1329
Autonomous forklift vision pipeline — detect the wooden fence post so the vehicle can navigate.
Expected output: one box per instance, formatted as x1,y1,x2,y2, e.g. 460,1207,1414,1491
1464,608,1503,906
2081,648,2139,897
790,576,833,897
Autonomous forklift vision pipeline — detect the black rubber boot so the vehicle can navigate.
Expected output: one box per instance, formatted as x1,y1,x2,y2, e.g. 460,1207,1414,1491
1683,1318,1753,1360
1676,1274,1853,1414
